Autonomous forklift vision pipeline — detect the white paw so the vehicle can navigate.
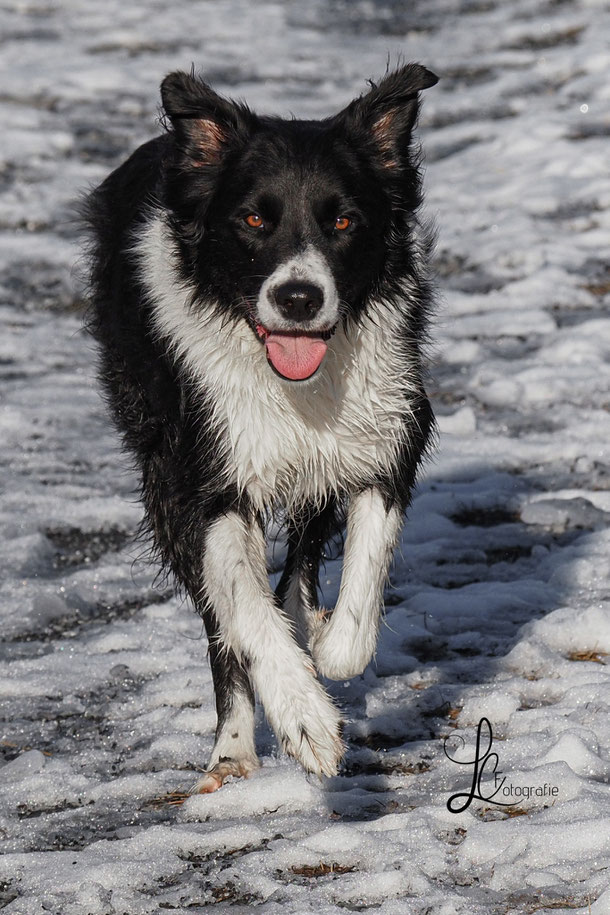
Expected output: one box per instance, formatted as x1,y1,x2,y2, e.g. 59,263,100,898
310,612,375,680
278,686,345,776
256,662,344,776
190,755,260,794
306,607,330,642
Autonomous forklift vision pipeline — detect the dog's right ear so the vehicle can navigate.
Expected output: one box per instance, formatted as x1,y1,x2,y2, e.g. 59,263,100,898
160,71,254,165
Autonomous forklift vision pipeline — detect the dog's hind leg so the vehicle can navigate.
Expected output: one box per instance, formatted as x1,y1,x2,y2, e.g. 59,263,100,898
310,488,403,680
203,509,344,777
275,498,340,652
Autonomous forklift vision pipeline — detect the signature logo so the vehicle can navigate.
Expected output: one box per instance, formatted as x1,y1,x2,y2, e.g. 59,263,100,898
443,717,512,813
443,717,559,813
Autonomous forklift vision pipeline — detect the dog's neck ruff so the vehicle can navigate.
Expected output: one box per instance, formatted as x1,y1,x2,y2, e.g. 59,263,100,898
134,210,420,514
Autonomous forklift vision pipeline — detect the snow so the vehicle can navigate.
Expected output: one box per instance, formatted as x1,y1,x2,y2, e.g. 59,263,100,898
1,0,610,912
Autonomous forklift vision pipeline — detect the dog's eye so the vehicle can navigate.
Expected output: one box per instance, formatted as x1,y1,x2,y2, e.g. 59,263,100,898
244,213,264,229
334,216,351,231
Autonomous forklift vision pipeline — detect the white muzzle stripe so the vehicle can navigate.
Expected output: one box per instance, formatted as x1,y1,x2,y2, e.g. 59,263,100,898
256,246,340,331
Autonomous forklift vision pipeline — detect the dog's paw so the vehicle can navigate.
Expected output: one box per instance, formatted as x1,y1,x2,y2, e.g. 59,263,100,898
306,607,330,642
310,612,375,681
260,665,344,776
278,687,345,777
190,755,260,794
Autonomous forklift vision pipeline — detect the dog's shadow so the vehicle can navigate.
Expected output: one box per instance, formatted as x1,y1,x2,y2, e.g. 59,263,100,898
297,460,605,822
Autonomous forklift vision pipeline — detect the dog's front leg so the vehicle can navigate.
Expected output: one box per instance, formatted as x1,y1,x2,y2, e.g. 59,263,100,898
201,510,344,777
310,488,403,680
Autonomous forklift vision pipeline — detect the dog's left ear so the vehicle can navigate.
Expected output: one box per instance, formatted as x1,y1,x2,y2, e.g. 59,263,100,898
335,64,438,168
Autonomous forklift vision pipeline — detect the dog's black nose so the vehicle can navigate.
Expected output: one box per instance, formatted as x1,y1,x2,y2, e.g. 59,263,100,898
273,281,324,323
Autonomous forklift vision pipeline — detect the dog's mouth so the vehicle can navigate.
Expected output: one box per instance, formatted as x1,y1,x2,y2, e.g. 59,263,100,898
254,324,335,381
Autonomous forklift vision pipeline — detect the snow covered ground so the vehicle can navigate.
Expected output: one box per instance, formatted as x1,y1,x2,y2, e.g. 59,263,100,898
1,0,609,912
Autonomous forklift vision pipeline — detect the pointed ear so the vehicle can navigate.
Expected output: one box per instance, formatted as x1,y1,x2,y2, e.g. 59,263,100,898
160,70,254,165
336,64,438,168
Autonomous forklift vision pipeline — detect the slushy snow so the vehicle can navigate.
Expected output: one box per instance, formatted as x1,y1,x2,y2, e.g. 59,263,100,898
1,0,609,912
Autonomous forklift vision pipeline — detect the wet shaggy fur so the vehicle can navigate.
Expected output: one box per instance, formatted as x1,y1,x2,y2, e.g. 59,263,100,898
83,64,438,789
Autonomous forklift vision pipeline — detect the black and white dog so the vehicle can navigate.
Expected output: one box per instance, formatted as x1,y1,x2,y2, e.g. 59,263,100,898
84,64,437,792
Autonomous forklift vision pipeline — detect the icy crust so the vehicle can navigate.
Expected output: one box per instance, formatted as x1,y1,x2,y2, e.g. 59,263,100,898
1,0,610,912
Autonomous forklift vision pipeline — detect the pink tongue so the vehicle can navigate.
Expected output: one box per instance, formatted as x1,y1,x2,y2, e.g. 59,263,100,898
264,332,328,380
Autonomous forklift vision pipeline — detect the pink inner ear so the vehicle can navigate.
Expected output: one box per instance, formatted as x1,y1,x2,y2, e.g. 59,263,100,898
191,118,225,165
372,110,398,168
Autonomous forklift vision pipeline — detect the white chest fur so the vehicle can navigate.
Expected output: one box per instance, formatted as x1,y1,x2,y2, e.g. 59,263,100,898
136,212,420,512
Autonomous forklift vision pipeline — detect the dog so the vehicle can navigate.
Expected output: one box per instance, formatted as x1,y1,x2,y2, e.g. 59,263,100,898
83,63,437,792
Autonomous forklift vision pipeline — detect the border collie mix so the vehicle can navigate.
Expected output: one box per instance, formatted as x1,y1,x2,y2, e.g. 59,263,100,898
84,64,437,792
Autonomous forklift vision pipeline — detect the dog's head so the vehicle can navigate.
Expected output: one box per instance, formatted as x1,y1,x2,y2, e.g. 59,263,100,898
160,65,437,381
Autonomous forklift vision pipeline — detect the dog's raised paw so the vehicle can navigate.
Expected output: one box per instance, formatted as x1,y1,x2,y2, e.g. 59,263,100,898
310,616,373,681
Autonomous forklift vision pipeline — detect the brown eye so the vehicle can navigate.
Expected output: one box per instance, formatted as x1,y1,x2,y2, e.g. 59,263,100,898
245,213,264,229
335,216,351,231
